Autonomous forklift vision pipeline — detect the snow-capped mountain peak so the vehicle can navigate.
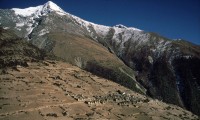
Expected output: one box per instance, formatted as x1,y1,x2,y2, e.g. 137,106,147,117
10,1,144,41
41,1,65,14
11,1,65,17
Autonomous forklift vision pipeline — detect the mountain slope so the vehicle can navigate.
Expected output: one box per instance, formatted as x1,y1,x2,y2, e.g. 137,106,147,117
1,60,199,120
0,1,200,116
0,1,146,95
0,27,198,120
0,27,44,68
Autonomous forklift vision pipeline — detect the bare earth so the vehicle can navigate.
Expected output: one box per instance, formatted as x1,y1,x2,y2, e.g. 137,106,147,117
0,60,199,120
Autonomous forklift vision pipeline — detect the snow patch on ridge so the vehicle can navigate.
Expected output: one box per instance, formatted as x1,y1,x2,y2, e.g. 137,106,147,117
12,6,43,17
3,27,9,30
93,24,110,36
16,22,25,27
39,29,49,36
70,15,110,36
114,24,127,28
114,24,141,31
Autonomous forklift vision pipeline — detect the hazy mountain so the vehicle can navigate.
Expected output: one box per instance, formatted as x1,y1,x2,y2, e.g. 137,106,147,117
0,1,200,116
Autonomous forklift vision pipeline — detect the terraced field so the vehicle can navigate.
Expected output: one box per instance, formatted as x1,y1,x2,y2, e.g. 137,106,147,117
0,60,198,120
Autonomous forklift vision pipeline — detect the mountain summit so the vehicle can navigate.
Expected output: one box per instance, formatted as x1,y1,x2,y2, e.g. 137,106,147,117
42,1,64,13
11,1,65,17
0,1,200,116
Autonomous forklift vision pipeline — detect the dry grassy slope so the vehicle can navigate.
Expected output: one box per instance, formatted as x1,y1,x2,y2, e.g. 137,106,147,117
48,33,146,94
49,33,119,65
0,60,198,120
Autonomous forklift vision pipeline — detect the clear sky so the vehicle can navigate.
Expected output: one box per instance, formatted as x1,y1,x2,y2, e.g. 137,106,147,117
0,0,200,45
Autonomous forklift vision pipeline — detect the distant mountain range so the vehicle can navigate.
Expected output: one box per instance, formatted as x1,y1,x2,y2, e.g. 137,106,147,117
0,1,200,116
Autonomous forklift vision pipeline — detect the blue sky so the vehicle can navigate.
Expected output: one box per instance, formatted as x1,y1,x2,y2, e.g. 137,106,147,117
0,0,200,45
